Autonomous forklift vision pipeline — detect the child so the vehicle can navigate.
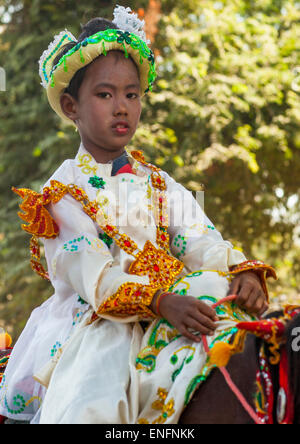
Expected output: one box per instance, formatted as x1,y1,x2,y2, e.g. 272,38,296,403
0,6,276,424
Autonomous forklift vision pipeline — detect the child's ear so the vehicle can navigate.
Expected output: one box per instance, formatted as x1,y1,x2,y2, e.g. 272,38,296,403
60,93,78,122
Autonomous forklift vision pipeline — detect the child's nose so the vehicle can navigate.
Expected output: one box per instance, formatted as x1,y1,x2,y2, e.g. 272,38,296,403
113,97,128,116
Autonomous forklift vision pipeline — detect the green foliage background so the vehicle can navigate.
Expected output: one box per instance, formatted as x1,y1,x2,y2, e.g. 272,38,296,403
0,0,299,339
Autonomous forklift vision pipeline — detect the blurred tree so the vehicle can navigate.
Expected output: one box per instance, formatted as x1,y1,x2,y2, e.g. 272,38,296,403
0,0,148,337
0,0,299,339
135,0,300,305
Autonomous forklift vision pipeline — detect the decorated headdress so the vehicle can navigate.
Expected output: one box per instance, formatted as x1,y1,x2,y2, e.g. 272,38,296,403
38,5,156,125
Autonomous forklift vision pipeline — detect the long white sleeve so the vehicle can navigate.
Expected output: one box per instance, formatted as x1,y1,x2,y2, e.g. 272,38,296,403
163,172,247,272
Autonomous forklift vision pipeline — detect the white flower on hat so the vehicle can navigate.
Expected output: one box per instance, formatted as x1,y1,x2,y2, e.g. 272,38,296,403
112,5,150,44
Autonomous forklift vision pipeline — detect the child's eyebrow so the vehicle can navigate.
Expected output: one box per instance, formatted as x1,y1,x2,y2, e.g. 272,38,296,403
93,82,140,90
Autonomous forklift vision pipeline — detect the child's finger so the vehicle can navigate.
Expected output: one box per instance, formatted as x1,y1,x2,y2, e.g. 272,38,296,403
228,276,241,296
196,300,217,320
179,325,202,342
190,311,218,331
186,315,217,335
258,301,269,318
236,284,252,308
251,291,265,314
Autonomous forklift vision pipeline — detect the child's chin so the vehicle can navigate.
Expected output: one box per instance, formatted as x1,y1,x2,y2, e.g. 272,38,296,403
104,141,130,152
110,136,132,148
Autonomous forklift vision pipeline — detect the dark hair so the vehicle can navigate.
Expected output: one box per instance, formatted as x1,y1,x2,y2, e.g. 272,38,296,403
52,18,119,100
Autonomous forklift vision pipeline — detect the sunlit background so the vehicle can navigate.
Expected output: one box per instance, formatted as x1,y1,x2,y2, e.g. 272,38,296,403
0,0,300,339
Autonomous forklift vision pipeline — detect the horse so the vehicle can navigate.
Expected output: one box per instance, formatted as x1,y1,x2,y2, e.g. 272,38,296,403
179,310,300,424
1,310,299,424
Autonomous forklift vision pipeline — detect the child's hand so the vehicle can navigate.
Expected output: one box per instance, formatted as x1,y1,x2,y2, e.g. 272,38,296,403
229,270,268,317
153,293,218,342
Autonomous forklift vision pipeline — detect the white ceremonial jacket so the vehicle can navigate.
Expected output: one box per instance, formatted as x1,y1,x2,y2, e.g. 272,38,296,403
0,143,247,423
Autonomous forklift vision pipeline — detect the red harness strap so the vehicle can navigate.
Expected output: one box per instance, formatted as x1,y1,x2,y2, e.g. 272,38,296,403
277,348,294,424
254,345,274,424
203,299,298,424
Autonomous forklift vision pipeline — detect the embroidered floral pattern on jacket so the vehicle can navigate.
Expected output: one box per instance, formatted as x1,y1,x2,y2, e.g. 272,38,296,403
77,154,98,175
77,295,87,305
88,176,106,189
62,235,110,255
138,388,176,424
50,342,62,358
136,318,180,373
0,378,42,417
99,232,113,249
173,234,187,259
152,388,175,424
170,346,195,382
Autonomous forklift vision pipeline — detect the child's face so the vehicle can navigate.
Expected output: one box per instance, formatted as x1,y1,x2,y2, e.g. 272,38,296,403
61,51,142,157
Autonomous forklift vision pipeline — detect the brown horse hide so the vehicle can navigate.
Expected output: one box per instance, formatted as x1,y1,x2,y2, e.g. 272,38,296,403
179,312,300,425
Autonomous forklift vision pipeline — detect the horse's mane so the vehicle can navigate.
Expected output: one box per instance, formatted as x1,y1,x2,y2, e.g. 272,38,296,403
285,313,300,397
260,310,300,388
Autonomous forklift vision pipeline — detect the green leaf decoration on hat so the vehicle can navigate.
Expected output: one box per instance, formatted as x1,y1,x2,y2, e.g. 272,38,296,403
116,30,132,45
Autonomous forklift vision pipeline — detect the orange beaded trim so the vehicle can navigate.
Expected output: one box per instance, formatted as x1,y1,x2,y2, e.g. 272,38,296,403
229,260,277,302
96,282,157,319
30,235,49,280
13,180,102,281
12,186,60,239
12,180,101,237
130,150,169,251
229,260,276,278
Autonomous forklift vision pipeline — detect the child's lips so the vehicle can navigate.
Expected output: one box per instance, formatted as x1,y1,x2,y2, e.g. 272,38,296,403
112,121,130,136
112,127,130,136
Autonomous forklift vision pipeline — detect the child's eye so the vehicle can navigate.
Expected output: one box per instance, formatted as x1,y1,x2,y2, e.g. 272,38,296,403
97,92,111,99
127,92,139,99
